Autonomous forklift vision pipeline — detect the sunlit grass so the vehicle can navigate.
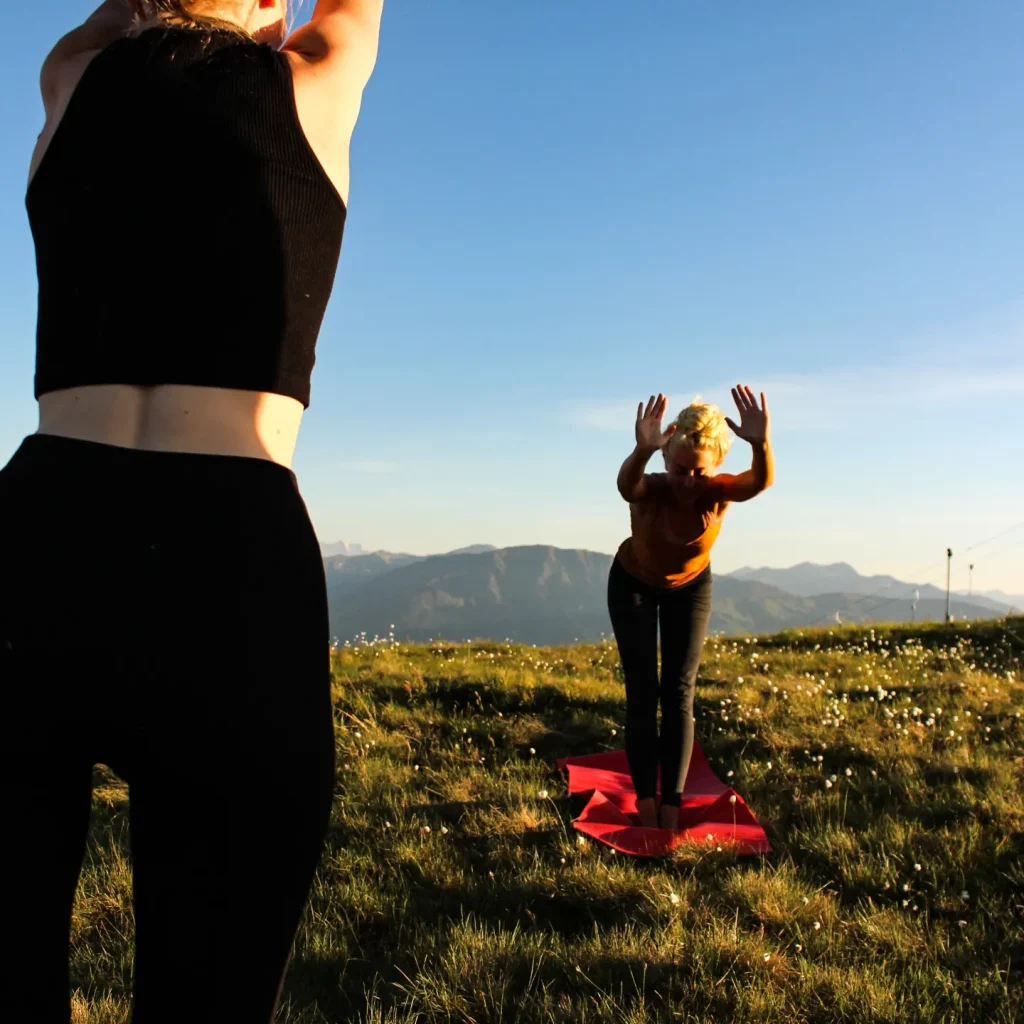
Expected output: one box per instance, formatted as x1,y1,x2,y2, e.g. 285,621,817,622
67,617,1023,1022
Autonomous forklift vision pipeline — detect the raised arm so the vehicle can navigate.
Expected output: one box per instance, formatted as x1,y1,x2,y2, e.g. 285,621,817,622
284,0,384,81
617,394,676,502
712,385,775,503
41,2,138,115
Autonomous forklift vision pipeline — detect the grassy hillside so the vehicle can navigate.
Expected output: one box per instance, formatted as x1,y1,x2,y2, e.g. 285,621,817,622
70,618,1023,1022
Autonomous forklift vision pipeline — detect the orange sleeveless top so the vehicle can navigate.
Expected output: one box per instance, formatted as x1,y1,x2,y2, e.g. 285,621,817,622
616,473,728,589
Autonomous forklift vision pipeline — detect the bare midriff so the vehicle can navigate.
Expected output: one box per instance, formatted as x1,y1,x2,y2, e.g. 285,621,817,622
36,384,304,467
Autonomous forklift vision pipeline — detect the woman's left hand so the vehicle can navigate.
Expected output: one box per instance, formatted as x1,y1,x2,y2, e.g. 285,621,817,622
725,384,770,444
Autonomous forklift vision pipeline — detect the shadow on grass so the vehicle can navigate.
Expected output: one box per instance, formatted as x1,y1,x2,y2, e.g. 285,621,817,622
285,917,725,1024
354,673,627,720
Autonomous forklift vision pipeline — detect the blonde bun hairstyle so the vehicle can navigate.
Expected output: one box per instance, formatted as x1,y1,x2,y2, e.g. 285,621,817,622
663,396,732,466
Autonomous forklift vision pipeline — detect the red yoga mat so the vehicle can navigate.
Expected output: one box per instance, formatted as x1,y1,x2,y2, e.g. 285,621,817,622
556,744,771,858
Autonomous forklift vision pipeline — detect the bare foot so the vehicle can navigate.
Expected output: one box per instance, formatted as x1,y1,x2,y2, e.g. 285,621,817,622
636,797,659,828
659,804,679,830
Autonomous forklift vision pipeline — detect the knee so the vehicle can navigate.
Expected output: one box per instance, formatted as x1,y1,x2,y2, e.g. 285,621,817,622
625,689,659,731
660,681,696,718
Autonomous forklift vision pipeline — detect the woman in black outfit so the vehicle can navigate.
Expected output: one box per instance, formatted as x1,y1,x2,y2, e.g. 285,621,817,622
1,2,383,1020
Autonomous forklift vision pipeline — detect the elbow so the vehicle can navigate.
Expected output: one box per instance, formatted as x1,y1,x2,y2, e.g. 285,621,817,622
616,479,639,503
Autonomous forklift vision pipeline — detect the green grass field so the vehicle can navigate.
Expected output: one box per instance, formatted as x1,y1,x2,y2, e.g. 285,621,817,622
71,618,1023,1023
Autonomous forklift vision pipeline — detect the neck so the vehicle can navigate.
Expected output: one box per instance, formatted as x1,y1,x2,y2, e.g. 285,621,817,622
135,2,253,33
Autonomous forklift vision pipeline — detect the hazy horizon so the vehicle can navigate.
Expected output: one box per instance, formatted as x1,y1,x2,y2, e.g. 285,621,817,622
320,539,1023,603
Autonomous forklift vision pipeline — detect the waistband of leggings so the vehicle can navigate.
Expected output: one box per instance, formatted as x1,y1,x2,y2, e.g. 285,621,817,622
612,555,712,591
10,432,299,488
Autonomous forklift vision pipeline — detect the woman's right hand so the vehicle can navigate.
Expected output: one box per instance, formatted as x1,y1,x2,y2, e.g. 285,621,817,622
635,393,677,453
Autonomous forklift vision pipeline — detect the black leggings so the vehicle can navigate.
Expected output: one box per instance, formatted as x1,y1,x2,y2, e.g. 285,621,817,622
607,556,713,808
0,434,335,1023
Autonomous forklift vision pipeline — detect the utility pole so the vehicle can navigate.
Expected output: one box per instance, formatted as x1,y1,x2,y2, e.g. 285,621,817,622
945,548,953,624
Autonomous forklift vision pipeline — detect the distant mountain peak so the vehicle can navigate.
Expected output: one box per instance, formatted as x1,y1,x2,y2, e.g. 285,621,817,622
320,539,364,557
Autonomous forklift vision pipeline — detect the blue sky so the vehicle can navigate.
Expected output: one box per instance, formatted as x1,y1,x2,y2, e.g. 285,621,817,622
1,0,1022,596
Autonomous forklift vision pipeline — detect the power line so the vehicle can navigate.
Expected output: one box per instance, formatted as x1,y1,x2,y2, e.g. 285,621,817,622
964,520,1024,554
980,533,1024,563
803,556,947,629
805,527,1024,632
840,564,952,625
827,546,1023,629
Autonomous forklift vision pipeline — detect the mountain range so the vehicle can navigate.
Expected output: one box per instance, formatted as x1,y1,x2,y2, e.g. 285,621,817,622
729,562,1024,614
321,545,1017,646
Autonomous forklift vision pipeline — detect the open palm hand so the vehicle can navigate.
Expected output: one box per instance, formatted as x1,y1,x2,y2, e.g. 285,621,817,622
635,393,677,452
725,385,770,443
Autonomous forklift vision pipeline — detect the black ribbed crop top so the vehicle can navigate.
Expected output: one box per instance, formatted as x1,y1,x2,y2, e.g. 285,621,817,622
27,27,347,410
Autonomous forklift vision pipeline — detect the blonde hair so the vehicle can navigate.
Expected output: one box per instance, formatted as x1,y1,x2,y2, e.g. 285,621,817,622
138,1,291,37
663,396,732,466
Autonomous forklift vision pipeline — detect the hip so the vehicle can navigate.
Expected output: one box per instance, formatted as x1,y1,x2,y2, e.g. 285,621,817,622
609,552,713,602
0,432,325,647
614,538,713,593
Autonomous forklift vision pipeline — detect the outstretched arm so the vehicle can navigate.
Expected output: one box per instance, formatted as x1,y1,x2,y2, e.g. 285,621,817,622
712,385,775,503
41,2,138,115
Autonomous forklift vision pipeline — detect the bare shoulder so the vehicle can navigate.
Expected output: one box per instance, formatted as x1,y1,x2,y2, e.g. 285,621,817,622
281,1,385,206
31,40,106,187
40,27,107,118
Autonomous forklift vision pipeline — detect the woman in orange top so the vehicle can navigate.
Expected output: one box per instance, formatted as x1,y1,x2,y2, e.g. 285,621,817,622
610,385,774,829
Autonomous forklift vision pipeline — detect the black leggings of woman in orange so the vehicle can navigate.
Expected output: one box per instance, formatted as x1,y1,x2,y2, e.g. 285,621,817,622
607,558,713,811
